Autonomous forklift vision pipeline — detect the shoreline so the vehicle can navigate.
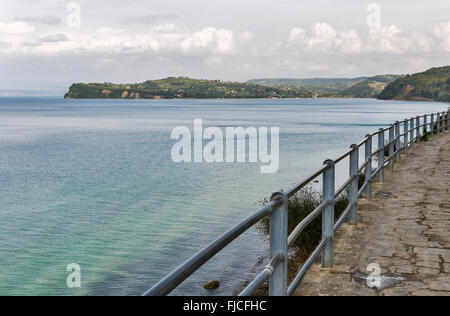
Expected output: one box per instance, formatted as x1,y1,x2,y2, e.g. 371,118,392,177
3,95,448,105
63,96,449,103
63,96,371,100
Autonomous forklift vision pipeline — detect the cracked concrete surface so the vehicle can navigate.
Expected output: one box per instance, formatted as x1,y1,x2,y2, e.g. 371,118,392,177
293,131,450,296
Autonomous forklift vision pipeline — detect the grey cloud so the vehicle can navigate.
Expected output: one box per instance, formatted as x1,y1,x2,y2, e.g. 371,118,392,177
22,34,69,47
117,14,179,25
41,34,69,43
22,39,42,47
14,14,62,25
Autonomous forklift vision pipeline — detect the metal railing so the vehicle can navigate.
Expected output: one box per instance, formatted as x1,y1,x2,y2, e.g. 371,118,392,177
143,110,450,297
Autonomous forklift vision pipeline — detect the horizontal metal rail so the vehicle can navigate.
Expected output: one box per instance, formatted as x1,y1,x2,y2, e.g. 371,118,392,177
372,146,384,156
287,237,329,296
384,138,397,147
285,165,330,198
143,110,450,297
334,175,355,199
288,199,331,247
334,148,354,164
357,136,369,148
358,159,370,173
358,180,369,198
334,201,357,231
143,198,282,296
371,165,383,179
239,252,284,296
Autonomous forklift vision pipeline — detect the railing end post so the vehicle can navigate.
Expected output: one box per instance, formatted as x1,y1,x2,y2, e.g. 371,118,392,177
269,190,288,296
323,158,334,166
270,190,287,203
322,159,335,268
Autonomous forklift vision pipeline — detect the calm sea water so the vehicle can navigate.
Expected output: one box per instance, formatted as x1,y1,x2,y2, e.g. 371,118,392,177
0,97,446,296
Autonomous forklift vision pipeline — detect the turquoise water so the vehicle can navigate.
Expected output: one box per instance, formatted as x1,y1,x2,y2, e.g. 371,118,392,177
0,97,446,296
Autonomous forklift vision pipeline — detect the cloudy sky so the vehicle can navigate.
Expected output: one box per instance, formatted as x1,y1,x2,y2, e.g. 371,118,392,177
0,0,449,90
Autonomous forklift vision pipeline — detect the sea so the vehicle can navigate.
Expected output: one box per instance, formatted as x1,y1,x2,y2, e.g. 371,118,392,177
0,97,446,295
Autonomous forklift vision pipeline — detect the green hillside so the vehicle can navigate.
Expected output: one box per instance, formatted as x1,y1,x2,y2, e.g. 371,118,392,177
342,75,403,97
247,77,367,91
247,75,402,98
378,66,450,101
64,77,313,99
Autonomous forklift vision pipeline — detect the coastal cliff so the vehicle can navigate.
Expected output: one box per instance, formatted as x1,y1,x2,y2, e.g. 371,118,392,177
65,67,450,101
64,77,312,99
378,66,450,102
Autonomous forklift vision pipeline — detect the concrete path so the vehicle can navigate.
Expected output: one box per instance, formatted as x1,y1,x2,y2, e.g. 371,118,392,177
294,131,450,296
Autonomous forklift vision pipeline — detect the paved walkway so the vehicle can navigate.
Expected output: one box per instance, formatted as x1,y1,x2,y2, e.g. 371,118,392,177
294,131,450,296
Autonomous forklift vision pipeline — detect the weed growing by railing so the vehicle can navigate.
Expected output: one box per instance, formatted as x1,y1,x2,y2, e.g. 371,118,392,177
358,172,366,189
252,188,349,295
420,127,429,142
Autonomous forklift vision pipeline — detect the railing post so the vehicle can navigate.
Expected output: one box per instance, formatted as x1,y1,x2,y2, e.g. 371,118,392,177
269,191,288,296
424,114,427,137
437,112,440,135
447,110,450,131
394,121,400,160
431,113,434,136
389,125,395,170
409,118,414,146
443,111,447,132
445,111,447,131
349,145,359,224
364,134,372,198
444,111,447,131
322,160,335,268
403,120,409,154
378,128,385,181
416,116,420,140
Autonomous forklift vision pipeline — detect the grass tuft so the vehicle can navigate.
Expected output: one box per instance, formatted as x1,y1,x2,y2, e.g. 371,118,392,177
258,186,350,254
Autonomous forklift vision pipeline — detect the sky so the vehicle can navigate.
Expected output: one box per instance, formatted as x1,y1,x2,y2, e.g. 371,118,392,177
0,0,449,90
